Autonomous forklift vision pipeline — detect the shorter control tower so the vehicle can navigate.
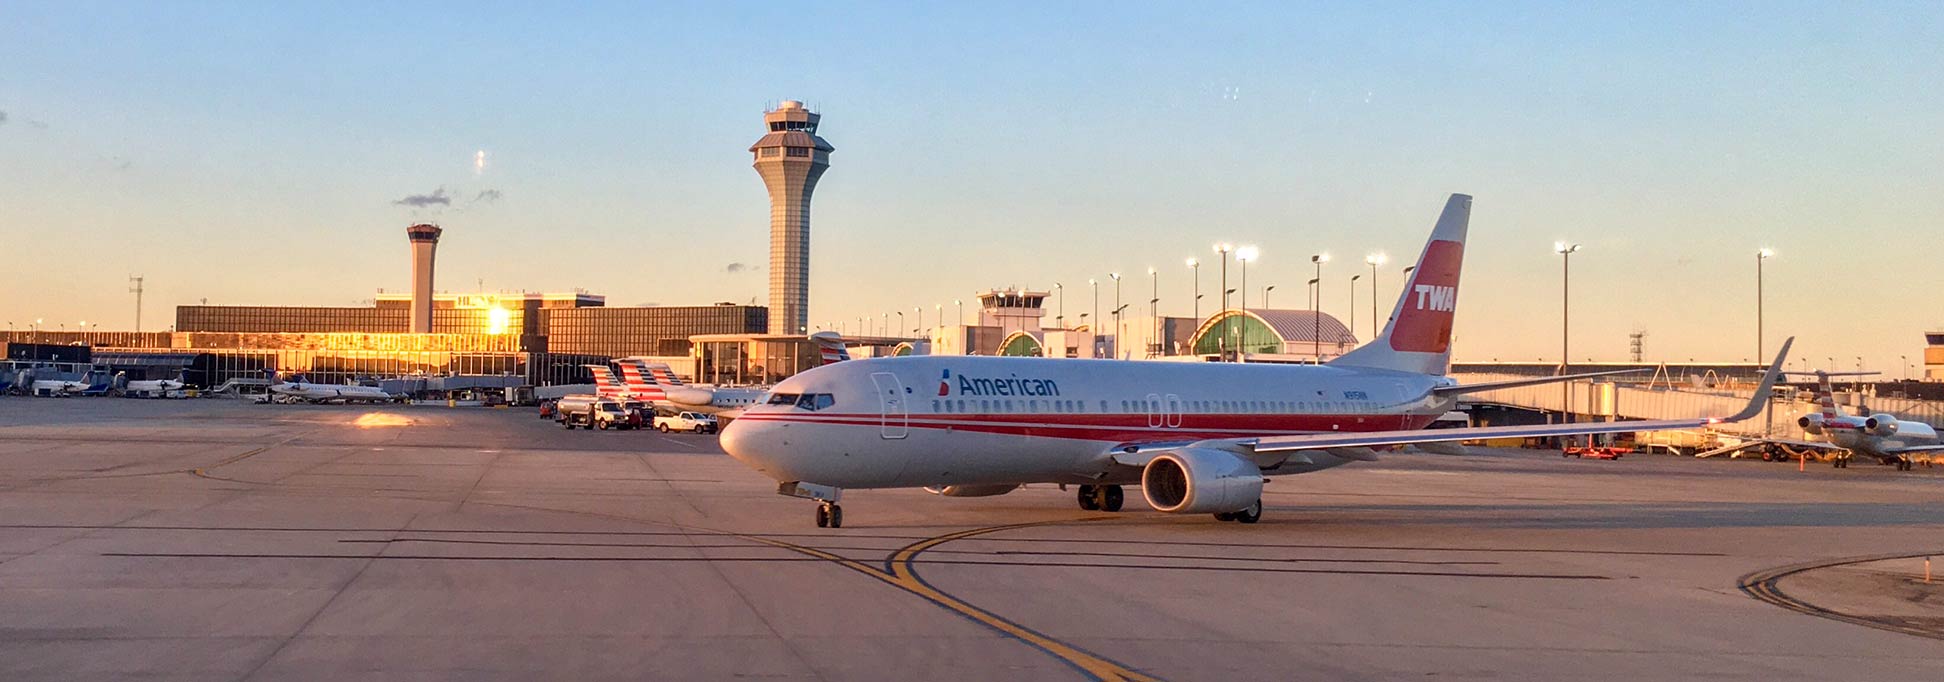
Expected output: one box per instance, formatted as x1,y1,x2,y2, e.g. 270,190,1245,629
406,223,443,333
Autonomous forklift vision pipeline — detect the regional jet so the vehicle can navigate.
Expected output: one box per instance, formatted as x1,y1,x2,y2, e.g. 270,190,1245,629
261,371,402,404
721,194,1791,528
120,370,190,398
1708,371,1939,470
617,331,852,416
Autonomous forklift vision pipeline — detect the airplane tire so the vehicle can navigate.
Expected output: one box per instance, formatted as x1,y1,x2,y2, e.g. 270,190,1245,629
1214,512,1235,522
1076,485,1100,511
815,505,828,528
1233,499,1263,524
1100,485,1124,512
827,504,843,528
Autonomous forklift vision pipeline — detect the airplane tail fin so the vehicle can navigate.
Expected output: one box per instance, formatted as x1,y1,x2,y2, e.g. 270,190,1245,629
1784,370,1874,419
809,331,851,366
614,358,670,400
1329,193,1471,376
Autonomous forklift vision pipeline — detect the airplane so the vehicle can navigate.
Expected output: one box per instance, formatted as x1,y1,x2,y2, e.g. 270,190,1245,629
28,369,113,397
616,331,854,416
260,371,403,404
120,370,190,398
584,364,637,401
1709,371,1940,470
720,194,1794,528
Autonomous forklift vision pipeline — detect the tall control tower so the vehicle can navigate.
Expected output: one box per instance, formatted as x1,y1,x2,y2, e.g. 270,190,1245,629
406,223,443,333
750,100,833,335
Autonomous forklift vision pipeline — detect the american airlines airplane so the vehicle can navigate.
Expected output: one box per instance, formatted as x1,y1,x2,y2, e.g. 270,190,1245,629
721,194,1791,528
1746,371,1939,470
617,332,853,416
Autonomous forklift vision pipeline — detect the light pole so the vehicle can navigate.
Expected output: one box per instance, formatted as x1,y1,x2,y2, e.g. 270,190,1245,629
1089,280,1099,357
1311,253,1329,360
1237,246,1258,310
1365,254,1386,339
1110,272,1122,359
881,313,888,337
1264,285,1276,309
1186,258,1201,322
1213,243,1233,312
1556,242,1581,428
1054,282,1065,328
1349,274,1361,340
955,299,964,327
1147,267,1159,357
1756,248,1772,364
1901,355,1909,380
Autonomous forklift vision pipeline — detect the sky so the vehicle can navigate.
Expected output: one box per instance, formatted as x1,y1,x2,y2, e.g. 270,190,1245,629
3,1,1940,373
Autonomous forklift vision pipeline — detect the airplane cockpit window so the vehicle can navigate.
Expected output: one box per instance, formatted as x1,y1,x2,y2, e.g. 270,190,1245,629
813,394,835,410
767,393,799,405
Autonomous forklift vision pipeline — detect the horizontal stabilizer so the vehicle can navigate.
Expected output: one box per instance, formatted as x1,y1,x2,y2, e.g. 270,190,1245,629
1430,368,1644,397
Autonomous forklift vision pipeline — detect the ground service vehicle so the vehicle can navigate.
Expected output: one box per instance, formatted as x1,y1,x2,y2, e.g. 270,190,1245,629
656,411,719,434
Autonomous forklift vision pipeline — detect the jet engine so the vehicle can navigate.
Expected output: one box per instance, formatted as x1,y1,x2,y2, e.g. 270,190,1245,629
1797,413,1824,435
1140,448,1263,514
665,387,717,406
923,484,1020,497
1864,414,1900,437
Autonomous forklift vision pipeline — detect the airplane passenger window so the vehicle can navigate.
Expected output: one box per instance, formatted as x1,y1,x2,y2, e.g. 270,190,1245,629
1004,400,1015,411
930,400,940,412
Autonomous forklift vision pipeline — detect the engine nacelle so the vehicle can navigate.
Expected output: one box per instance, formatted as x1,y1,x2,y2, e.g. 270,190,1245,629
665,387,717,406
1864,414,1899,437
1140,448,1263,514
923,484,1020,498
1797,413,1824,435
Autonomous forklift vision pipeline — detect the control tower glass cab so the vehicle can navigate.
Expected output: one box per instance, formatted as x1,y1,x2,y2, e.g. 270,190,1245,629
976,289,1049,337
750,100,834,336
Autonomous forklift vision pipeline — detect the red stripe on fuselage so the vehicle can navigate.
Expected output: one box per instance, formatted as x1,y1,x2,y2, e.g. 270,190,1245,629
733,411,1434,443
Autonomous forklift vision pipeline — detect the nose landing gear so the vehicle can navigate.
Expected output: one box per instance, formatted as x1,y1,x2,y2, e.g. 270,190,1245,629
814,502,843,528
1076,484,1124,512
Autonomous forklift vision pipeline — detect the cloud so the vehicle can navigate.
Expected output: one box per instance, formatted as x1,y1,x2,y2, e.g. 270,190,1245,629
474,189,502,202
393,187,451,208
725,262,750,273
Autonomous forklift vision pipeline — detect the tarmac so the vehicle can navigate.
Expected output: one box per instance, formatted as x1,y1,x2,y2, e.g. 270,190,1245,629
0,398,1939,681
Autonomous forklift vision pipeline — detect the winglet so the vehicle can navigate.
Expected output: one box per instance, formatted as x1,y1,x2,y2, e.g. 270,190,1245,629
1713,336,1793,424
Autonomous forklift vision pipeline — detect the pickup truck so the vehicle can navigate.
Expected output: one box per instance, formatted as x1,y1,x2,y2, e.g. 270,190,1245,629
654,411,719,434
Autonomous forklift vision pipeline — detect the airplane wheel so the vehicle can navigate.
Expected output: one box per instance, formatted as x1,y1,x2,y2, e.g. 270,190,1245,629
1214,512,1236,522
1076,485,1100,511
1099,485,1124,512
815,505,828,528
1232,499,1263,524
827,504,843,528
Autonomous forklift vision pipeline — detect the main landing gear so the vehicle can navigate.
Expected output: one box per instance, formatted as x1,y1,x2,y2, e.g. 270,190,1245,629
814,502,843,528
1076,484,1124,512
1213,499,1263,524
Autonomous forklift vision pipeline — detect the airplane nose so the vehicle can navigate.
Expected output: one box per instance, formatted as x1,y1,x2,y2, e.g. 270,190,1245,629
719,418,766,470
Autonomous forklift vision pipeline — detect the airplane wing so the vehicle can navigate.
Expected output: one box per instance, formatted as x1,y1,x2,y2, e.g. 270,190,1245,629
1110,338,1791,468
1429,368,1644,397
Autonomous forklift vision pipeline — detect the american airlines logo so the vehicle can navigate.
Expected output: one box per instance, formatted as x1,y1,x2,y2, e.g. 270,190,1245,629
939,369,1061,397
1412,284,1456,312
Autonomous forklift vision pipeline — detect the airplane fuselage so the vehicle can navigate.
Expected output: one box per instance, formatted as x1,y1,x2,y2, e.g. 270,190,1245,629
724,355,1457,489
1814,416,1940,460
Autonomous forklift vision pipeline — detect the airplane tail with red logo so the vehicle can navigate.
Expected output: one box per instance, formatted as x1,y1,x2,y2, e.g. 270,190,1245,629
1783,370,1875,419
583,364,627,399
613,359,670,401
809,331,851,366
1329,193,1470,377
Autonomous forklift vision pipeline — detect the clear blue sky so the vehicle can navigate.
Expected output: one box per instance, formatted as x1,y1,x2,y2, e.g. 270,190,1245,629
3,2,1940,372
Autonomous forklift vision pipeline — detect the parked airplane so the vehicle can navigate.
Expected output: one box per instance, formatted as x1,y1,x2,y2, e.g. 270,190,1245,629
260,371,402,404
584,364,636,401
29,370,113,397
616,331,854,416
1716,371,1940,470
722,194,1792,528
120,370,190,398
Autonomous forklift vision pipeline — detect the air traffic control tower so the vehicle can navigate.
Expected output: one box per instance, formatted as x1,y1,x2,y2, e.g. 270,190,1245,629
750,100,833,335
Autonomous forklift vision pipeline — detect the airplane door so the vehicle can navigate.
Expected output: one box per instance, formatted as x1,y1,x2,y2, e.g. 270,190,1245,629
1164,394,1184,428
869,372,909,439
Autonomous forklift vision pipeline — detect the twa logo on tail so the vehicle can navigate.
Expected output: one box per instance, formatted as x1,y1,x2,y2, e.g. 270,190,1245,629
1412,284,1456,312
1389,239,1463,354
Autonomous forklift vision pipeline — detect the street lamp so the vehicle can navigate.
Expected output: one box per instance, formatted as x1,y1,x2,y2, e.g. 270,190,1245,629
1185,258,1201,321
934,304,942,335
1213,243,1233,312
1756,248,1773,363
1264,285,1276,309
1088,280,1099,357
1349,274,1361,340
1311,253,1329,360
1365,253,1386,339
1555,242,1582,428
954,299,964,327
1237,246,1259,310
1148,267,1159,357
1053,282,1065,328
1110,272,1122,359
